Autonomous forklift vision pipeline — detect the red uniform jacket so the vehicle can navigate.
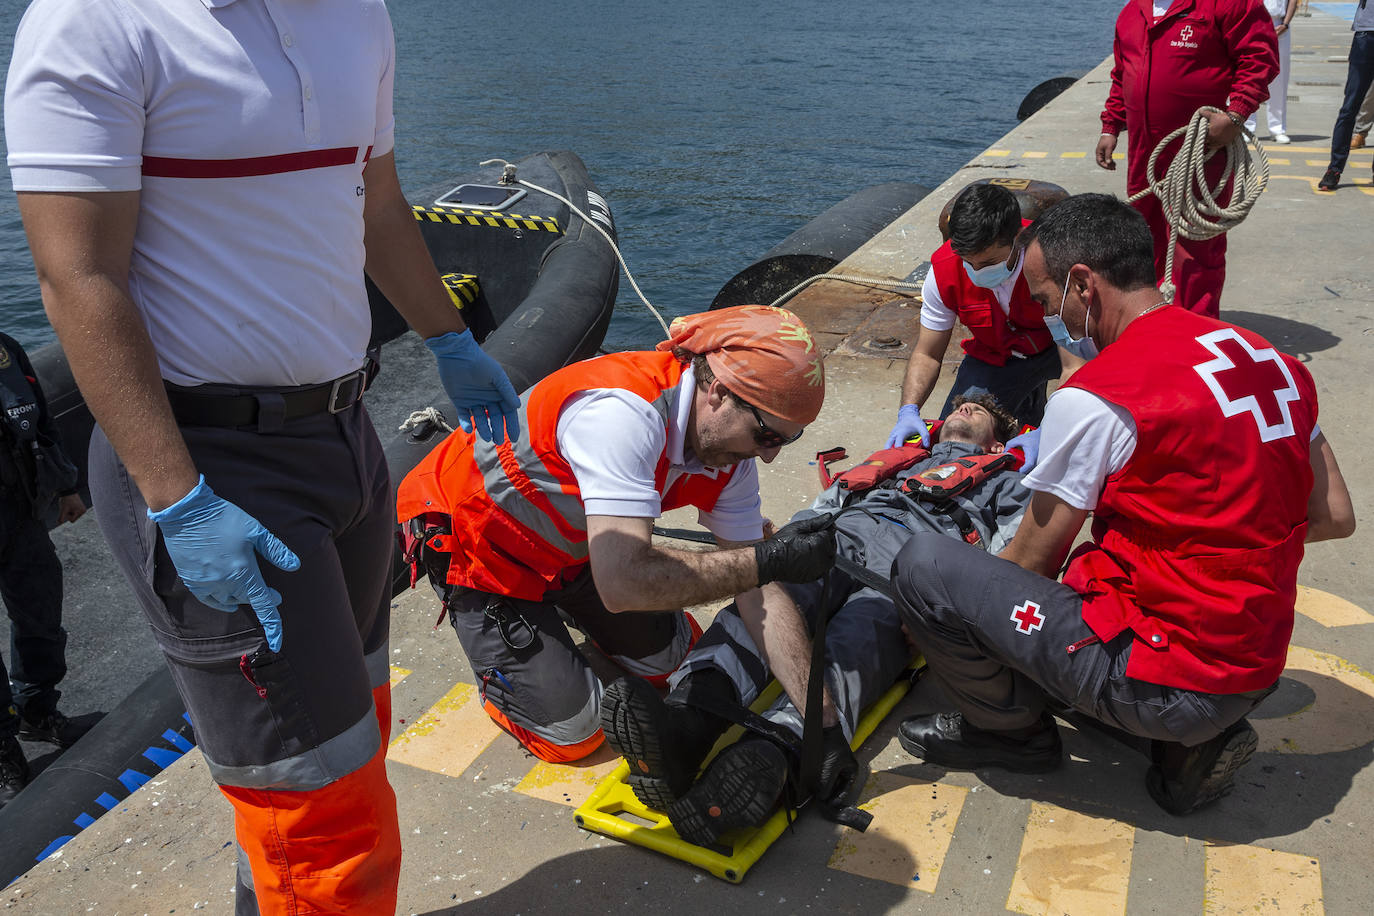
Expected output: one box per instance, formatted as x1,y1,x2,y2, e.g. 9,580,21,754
928,221,1053,367
1101,0,1279,191
1062,307,1316,694
397,352,738,601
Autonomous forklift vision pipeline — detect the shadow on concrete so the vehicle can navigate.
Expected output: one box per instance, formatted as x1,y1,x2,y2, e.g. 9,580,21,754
414,823,917,915
1222,310,1342,361
888,671,1374,846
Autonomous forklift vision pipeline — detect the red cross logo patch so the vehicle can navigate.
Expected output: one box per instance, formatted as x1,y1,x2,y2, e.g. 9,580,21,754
1192,329,1300,443
1011,599,1045,635
1179,25,1193,41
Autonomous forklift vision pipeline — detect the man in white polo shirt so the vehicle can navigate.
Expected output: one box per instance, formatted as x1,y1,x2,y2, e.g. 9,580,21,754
5,0,519,912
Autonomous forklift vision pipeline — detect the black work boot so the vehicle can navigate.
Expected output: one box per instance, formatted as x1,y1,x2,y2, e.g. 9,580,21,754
898,710,1063,773
19,709,96,749
668,736,790,847
600,671,731,810
0,737,31,808
1146,718,1257,815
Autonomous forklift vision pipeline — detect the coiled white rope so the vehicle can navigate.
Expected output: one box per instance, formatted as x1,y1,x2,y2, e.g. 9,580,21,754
480,158,671,338
1125,106,1270,303
398,406,454,434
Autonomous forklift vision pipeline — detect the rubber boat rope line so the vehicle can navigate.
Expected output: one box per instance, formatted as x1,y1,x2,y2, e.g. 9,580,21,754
766,271,924,311
480,158,672,338
1126,105,1270,304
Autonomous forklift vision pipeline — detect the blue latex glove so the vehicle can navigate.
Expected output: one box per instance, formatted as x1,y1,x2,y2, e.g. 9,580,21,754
1007,428,1041,473
884,404,931,449
148,476,301,652
424,330,521,444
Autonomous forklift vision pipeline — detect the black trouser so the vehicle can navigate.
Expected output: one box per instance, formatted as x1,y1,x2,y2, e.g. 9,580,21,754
1329,29,1374,174
940,347,1061,429
0,490,67,735
892,533,1265,748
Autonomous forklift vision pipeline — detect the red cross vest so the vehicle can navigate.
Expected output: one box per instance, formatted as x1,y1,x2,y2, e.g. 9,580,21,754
396,351,740,601
929,220,1053,367
1061,307,1316,694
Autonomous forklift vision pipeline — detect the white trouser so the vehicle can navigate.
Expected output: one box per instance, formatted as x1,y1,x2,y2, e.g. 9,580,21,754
1246,22,1290,135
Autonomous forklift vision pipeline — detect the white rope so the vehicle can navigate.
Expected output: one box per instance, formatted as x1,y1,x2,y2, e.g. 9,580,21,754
1125,106,1269,303
398,406,453,434
480,158,671,338
766,271,924,310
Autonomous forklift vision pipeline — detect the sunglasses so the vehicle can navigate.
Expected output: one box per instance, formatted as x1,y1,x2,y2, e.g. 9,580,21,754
734,395,804,448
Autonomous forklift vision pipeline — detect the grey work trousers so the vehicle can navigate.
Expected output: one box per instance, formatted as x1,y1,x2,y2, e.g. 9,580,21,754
891,532,1268,748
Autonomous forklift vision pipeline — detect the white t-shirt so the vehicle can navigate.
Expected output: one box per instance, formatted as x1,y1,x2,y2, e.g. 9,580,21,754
5,0,396,387
920,250,1027,339
555,367,765,542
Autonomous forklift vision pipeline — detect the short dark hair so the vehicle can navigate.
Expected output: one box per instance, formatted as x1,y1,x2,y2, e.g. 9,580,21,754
949,392,1019,444
948,184,1023,257
675,351,715,391
1017,193,1157,291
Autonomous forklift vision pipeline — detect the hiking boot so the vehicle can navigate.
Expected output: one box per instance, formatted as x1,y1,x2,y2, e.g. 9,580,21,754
0,737,30,808
1318,168,1341,191
19,709,95,749
1352,132,1367,150
601,675,726,810
668,737,789,847
1146,718,1257,815
898,710,1063,773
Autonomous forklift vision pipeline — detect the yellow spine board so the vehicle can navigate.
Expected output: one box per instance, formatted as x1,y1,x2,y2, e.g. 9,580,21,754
573,670,915,883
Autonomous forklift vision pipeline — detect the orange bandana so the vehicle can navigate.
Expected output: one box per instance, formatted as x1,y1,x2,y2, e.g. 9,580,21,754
656,304,825,425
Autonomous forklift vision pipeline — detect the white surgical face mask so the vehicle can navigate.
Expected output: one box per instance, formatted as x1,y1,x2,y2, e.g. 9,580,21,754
963,258,1014,289
1042,274,1099,360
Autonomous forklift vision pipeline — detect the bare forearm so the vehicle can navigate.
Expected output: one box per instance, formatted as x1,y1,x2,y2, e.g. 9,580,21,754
595,539,760,611
738,584,838,726
362,154,467,340
899,350,941,408
42,279,197,510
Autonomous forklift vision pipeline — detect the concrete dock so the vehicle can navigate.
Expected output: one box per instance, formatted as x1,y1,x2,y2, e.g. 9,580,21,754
5,6,1374,914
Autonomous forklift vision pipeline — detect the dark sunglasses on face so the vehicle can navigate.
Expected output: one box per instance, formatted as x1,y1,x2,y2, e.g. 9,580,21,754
734,395,804,448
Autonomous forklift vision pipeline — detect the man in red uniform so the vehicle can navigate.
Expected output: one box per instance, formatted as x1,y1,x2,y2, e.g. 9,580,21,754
891,195,1354,814
887,184,1059,448
398,305,843,764
1095,0,1278,319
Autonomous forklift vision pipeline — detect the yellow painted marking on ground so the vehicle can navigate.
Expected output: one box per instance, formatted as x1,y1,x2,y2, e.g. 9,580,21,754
387,681,500,775
1112,152,1125,160
1269,174,1327,192
1203,843,1323,915
388,665,411,688
1021,151,1048,159
1306,159,1329,168
1060,151,1088,159
1267,157,1291,165
514,744,622,808
1255,644,1374,755
827,771,967,892
1005,803,1133,916
985,149,1010,157
1279,145,1370,155
1296,585,1374,627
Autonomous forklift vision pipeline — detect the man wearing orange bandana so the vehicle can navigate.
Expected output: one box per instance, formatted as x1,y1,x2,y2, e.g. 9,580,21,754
397,305,839,763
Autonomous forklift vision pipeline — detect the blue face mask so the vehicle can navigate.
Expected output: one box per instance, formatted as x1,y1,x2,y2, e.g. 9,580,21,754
1043,274,1099,361
962,255,1015,289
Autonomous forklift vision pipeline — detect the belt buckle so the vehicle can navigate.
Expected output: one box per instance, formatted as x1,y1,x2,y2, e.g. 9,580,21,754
327,369,367,414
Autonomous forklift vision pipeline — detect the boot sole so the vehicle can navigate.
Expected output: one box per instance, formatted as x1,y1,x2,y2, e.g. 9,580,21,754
600,678,690,810
1147,721,1258,815
668,741,788,848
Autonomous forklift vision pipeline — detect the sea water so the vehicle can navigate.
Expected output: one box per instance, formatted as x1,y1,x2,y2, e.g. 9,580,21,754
0,0,1122,353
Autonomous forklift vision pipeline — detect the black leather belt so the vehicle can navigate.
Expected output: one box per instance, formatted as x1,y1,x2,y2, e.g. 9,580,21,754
165,366,372,428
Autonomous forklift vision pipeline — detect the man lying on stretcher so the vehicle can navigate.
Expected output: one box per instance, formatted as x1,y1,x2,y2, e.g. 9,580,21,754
601,392,1029,846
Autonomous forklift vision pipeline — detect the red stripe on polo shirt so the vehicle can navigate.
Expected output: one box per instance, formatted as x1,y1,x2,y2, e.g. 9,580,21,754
142,146,361,178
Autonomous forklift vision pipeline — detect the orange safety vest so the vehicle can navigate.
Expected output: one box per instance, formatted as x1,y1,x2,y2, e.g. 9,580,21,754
397,351,740,601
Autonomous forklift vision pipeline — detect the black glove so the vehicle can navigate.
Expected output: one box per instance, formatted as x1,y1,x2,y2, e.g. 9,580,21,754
812,724,860,807
753,514,836,585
